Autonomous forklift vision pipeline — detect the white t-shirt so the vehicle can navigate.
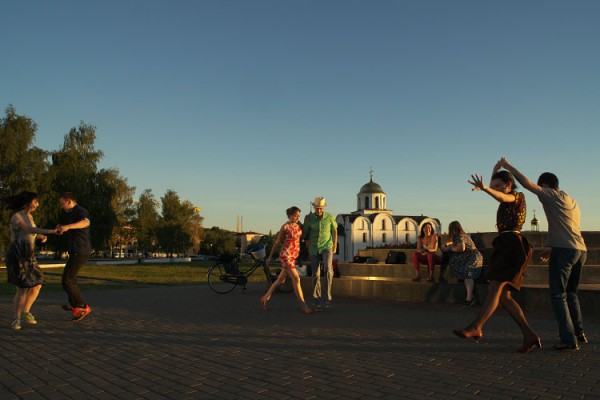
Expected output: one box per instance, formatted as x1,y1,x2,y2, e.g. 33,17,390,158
538,188,587,251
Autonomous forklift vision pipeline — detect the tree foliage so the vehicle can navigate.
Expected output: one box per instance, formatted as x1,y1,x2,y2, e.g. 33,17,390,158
1,104,208,258
154,190,204,256
132,189,160,253
200,227,237,256
0,105,52,251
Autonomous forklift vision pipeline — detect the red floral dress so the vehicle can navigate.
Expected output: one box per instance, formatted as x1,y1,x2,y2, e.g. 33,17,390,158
279,223,302,269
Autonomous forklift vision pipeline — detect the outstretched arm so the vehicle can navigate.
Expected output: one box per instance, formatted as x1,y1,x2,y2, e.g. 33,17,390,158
57,218,90,234
468,173,516,203
12,215,57,236
497,157,542,195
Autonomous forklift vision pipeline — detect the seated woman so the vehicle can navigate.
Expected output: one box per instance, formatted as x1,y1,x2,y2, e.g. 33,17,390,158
411,222,441,282
441,221,483,306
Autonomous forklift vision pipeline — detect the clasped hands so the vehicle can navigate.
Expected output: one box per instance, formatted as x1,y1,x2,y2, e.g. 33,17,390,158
55,224,67,235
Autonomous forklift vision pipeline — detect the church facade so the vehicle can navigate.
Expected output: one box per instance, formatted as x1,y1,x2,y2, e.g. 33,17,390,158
335,174,441,262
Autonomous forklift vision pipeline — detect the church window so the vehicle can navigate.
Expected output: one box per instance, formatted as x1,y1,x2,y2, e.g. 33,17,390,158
365,197,370,209
382,233,387,243
405,221,409,230
362,233,367,243
382,220,386,230
375,196,380,209
405,233,409,243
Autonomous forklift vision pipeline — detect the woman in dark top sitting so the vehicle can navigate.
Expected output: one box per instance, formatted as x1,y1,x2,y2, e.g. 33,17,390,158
453,163,541,353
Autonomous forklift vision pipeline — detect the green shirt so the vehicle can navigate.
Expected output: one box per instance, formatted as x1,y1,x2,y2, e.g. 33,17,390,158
303,212,337,255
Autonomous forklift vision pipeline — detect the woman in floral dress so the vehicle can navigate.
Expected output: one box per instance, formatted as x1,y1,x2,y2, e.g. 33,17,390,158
442,221,483,307
261,206,313,314
4,191,57,330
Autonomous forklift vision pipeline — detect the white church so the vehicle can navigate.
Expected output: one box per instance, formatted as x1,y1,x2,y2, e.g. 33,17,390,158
335,172,441,262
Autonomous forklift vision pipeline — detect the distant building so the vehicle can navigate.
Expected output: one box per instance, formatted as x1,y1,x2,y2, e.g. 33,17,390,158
235,231,264,254
336,173,440,262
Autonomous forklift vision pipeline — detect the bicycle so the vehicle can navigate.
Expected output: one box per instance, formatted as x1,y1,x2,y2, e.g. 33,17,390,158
207,250,292,294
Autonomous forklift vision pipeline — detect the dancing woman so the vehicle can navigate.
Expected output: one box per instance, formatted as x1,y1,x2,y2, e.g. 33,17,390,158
4,192,58,330
261,206,313,314
453,163,541,353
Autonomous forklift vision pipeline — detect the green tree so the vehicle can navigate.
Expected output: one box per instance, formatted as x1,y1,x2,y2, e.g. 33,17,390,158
155,190,204,256
99,168,135,254
132,189,160,254
201,227,236,256
0,105,52,251
50,122,133,252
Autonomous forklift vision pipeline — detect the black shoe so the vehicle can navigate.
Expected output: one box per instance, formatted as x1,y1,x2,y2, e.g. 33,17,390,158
577,333,588,344
463,299,475,308
553,342,579,351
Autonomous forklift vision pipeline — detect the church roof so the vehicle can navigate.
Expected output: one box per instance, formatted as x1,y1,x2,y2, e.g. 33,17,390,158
358,178,385,194
338,213,439,225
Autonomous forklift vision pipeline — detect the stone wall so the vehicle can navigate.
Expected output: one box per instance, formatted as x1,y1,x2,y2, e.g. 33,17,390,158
356,231,599,265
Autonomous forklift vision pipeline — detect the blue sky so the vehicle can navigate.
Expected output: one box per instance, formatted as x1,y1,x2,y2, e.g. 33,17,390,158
2,1,599,235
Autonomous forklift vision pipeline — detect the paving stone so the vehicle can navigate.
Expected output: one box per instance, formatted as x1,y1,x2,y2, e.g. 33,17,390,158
1,283,598,399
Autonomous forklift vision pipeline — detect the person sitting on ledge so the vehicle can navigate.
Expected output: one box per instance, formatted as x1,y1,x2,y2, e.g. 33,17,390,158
441,220,483,306
411,222,441,282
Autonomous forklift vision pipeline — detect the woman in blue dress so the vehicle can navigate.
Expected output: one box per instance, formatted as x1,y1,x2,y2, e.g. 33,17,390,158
442,221,483,307
4,192,58,330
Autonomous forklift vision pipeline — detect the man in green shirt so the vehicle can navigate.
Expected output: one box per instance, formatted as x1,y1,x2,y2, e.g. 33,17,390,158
303,197,338,309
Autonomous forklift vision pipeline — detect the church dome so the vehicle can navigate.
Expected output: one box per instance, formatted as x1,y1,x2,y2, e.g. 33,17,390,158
359,178,385,194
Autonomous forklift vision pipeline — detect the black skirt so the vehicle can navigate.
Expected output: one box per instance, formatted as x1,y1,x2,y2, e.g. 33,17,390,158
6,240,44,288
483,232,532,290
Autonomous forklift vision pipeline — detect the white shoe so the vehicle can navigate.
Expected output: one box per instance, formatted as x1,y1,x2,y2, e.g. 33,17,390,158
21,312,37,325
11,319,21,330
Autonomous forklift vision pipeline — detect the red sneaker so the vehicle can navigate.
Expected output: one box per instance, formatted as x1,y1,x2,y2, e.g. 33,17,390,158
72,305,91,321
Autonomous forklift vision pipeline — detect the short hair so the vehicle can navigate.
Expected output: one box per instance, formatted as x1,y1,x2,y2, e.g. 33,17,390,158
286,206,301,217
491,170,518,190
4,191,38,211
537,172,559,189
60,192,78,202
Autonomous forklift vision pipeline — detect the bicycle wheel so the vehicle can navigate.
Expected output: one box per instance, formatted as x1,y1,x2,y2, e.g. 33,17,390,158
207,263,237,293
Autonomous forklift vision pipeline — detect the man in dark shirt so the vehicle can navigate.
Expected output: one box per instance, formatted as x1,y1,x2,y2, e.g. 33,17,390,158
58,192,92,321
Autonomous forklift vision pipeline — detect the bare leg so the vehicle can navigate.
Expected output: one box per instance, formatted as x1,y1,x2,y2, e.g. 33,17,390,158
24,285,41,313
260,269,288,309
464,278,475,301
13,287,27,319
499,289,538,340
454,280,505,339
470,280,506,331
288,268,312,312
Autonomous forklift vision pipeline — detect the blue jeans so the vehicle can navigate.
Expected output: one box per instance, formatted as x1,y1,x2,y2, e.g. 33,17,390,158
548,247,587,345
310,249,333,302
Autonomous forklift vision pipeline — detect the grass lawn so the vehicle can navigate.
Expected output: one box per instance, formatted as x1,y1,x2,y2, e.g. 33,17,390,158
0,259,271,295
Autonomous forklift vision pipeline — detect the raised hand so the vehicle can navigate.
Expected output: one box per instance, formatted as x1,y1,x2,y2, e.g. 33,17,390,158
468,174,485,191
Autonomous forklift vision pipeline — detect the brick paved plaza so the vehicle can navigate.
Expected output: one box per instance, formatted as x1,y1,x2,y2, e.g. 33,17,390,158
1,284,598,399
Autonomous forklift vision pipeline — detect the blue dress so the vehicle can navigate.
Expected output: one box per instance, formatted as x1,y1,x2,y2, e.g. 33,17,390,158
6,212,44,288
448,233,483,280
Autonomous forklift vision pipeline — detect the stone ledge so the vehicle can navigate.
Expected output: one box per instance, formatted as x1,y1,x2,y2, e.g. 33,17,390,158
301,277,600,313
